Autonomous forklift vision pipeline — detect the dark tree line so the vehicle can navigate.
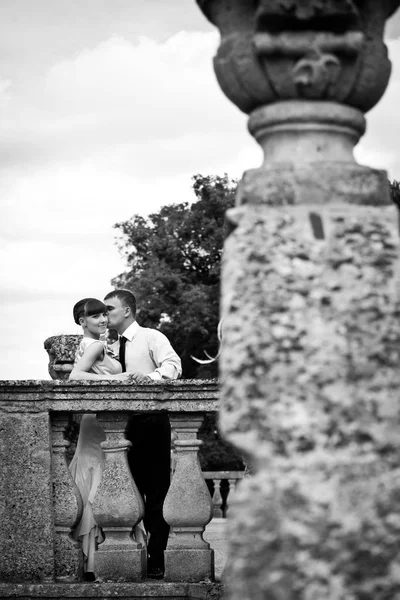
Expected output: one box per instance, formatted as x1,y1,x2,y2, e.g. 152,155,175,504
112,173,238,380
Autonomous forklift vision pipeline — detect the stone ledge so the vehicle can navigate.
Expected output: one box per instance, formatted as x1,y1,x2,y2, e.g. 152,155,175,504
0,581,222,599
0,379,218,389
0,380,219,413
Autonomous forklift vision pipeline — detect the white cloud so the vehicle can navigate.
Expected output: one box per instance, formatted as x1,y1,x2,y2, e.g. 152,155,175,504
2,32,242,167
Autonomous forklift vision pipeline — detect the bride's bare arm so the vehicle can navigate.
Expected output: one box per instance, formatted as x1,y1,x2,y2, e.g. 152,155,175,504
69,342,128,381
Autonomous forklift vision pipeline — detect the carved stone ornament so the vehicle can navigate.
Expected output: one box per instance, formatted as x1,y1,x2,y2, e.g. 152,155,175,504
197,0,400,114
44,334,82,380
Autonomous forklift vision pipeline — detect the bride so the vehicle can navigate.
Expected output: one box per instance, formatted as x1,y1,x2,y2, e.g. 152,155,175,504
68,298,130,581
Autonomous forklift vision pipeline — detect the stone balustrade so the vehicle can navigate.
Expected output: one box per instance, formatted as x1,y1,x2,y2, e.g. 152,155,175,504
203,471,244,519
0,379,219,598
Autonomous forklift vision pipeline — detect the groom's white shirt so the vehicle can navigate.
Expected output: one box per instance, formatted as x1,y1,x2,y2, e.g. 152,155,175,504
117,321,181,380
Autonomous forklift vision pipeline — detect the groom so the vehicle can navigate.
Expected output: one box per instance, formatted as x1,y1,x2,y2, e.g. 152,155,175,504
104,288,182,579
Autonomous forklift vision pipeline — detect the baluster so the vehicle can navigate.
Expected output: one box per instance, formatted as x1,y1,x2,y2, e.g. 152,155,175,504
92,411,146,581
51,412,83,580
164,413,214,582
212,478,223,518
225,478,239,518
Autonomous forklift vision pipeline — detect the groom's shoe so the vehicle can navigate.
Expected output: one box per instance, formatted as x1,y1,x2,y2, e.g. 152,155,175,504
148,566,164,579
83,572,96,582
147,556,164,579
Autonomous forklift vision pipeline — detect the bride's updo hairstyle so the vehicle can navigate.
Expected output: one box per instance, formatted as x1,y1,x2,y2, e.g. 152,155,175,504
73,298,108,325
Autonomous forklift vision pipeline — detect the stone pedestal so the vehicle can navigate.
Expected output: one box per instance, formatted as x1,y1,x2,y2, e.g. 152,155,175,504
239,101,390,207
164,415,214,582
93,412,146,582
92,526,146,582
51,412,83,581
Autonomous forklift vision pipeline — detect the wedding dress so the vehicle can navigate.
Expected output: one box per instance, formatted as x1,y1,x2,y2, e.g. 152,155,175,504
69,338,146,576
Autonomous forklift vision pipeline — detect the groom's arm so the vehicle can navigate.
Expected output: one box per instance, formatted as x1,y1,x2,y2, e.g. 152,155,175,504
148,329,182,380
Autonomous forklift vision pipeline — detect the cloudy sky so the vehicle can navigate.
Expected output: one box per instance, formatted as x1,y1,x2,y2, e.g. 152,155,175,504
1,1,400,380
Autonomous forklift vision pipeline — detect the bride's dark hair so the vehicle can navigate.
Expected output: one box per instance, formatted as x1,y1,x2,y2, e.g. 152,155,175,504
73,298,107,325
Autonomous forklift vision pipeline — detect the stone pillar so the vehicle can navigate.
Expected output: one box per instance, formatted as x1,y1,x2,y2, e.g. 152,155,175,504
197,1,400,598
0,410,55,582
92,412,146,581
164,414,214,582
50,412,83,580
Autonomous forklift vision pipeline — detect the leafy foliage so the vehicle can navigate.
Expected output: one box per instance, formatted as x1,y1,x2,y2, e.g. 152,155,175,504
112,173,238,379
198,413,244,471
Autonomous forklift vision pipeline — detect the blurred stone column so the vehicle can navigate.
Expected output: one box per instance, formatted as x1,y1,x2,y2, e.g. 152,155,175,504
164,414,214,582
51,412,83,580
197,1,400,598
93,412,146,581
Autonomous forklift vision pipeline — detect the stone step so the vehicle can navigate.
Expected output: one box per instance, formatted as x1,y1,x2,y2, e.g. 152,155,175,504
0,581,222,600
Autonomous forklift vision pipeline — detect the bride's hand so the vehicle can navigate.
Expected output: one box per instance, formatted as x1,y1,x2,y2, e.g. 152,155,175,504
109,372,131,381
128,372,152,384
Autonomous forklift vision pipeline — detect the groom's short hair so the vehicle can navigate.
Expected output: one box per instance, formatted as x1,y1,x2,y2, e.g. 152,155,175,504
104,289,137,316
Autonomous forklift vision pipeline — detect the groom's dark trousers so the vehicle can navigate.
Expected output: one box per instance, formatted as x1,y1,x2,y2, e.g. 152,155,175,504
126,412,171,571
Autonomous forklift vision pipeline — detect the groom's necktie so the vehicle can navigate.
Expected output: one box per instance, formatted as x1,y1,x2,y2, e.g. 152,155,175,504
119,335,127,372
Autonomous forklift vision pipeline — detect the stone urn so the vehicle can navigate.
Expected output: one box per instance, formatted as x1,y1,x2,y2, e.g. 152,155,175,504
198,0,400,205
44,334,82,380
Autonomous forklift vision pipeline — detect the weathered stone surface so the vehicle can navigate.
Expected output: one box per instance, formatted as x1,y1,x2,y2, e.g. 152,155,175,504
197,0,399,114
220,201,400,598
237,162,390,209
53,531,82,583
93,412,146,581
94,528,146,583
51,413,83,580
165,445,213,530
235,100,391,208
248,101,367,163
0,380,219,414
0,411,55,582
44,335,81,380
0,580,220,598
165,550,215,584
94,413,144,528
51,414,83,526
165,415,214,582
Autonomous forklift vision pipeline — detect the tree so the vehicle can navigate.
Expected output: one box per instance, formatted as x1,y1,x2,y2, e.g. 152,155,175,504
112,173,238,379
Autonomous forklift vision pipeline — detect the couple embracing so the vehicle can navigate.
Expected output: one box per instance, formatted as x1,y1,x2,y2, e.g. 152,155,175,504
68,289,182,581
